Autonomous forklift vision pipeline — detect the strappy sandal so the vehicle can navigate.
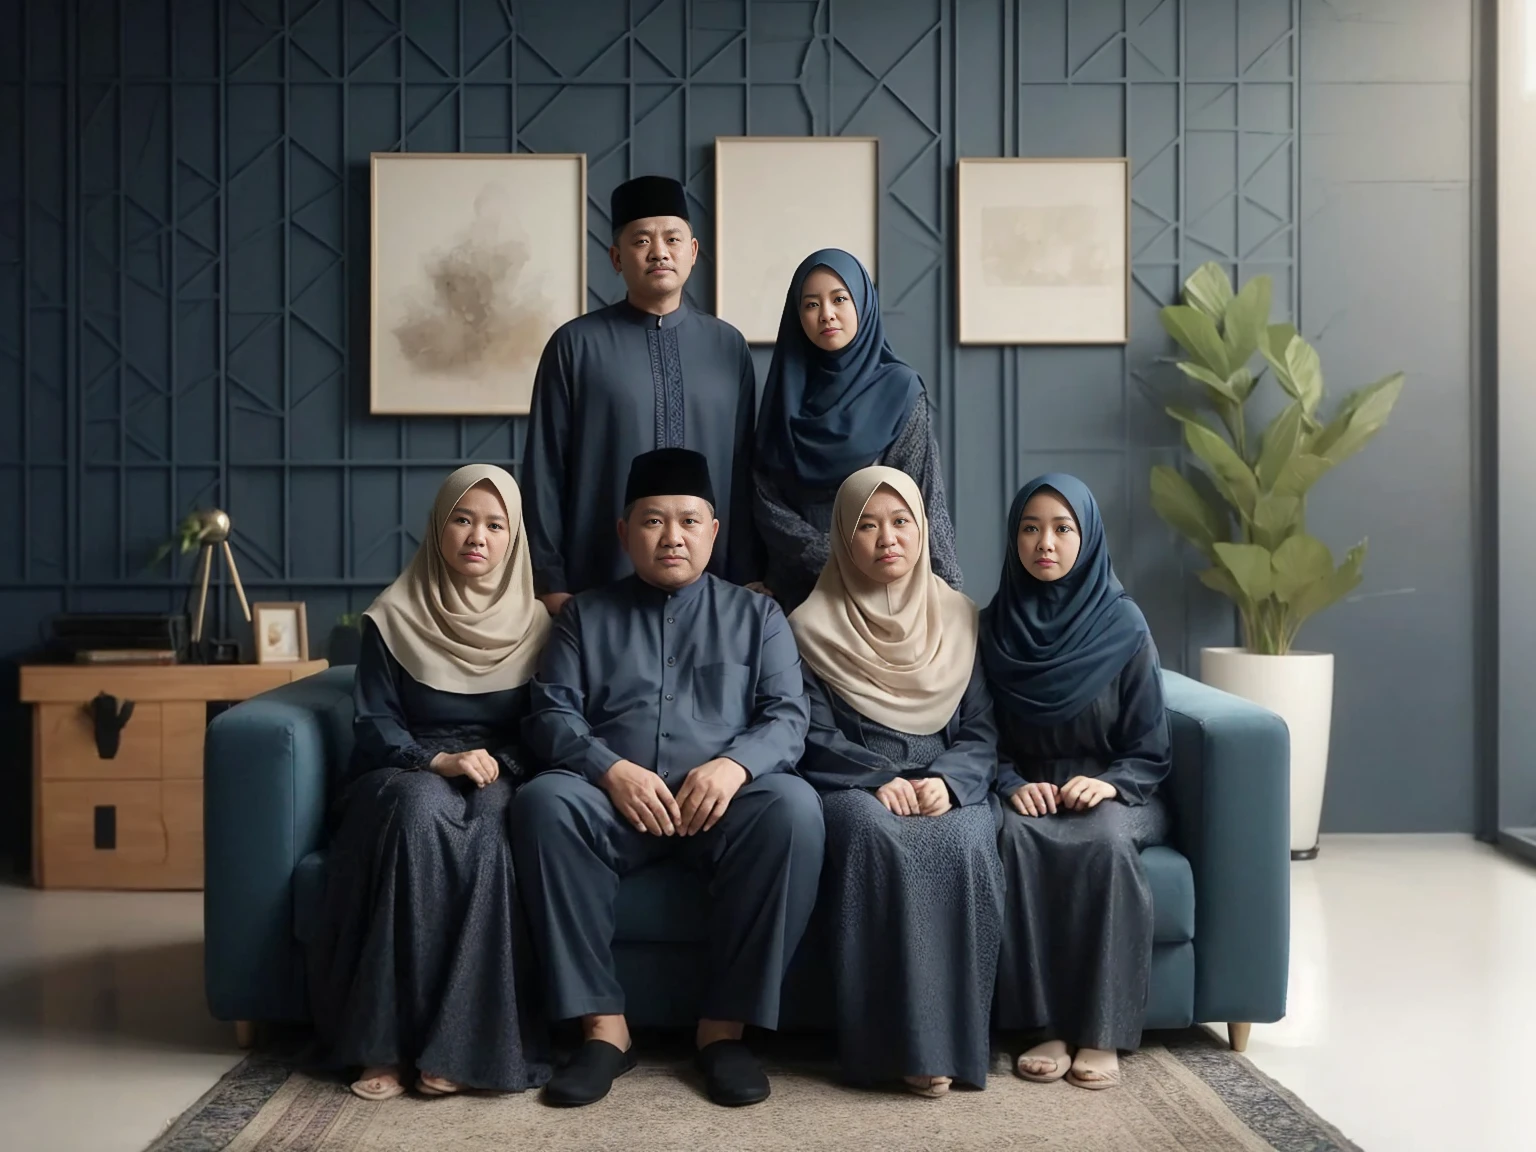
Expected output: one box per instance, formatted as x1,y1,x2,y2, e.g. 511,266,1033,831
416,1073,462,1097
902,1075,952,1098
1066,1049,1120,1091
1015,1042,1073,1083
350,1067,406,1101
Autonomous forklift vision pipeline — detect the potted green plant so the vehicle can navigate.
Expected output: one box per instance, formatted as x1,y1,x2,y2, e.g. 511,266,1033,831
1150,263,1403,859
328,612,365,667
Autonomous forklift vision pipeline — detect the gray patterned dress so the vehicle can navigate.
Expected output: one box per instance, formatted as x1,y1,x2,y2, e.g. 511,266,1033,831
799,664,1004,1089
754,400,962,613
307,619,551,1091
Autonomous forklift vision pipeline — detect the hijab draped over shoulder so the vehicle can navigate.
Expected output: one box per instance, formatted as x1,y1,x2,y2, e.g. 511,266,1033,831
979,473,1150,726
789,466,977,735
754,249,925,489
364,464,549,695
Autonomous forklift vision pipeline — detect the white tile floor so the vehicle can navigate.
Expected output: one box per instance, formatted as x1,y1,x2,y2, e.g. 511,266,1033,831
0,835,1531,1151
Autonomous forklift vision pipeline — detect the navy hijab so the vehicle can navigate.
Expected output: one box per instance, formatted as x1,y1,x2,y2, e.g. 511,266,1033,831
754,249,925,489
980,474,1151,726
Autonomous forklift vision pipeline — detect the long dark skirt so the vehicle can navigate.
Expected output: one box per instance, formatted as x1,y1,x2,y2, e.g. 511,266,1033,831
307,767,551,1091
994,796,1169,1052
821,790,1004,1088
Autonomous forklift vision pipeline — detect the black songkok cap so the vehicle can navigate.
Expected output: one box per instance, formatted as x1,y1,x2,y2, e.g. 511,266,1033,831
624,448,715,511
610,175,690,232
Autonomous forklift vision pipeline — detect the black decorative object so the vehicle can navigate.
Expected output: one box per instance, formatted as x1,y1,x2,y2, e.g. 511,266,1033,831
93,806,117,851
206,639,241,665
88,693,135,759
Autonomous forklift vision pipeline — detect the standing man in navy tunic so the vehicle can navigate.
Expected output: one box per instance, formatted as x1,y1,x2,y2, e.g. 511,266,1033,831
520,176,763,615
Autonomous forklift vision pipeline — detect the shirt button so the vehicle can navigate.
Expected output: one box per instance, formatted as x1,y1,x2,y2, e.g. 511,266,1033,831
661,732,670,739
665,693,674,701
667,617,675,625
666,656,676,666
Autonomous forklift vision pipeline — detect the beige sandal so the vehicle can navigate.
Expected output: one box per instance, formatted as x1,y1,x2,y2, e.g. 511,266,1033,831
416,1072,462,1097
1066,1048,1120,1091
1015,1041,1073,1084
902,1075,952,1098
350,1066,406,1101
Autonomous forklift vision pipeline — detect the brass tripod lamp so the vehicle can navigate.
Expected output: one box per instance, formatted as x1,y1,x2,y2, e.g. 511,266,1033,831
187,509,252,643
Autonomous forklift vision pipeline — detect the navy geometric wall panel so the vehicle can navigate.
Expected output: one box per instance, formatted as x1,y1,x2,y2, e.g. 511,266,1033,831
0,0,1478,845
0,0,1298,656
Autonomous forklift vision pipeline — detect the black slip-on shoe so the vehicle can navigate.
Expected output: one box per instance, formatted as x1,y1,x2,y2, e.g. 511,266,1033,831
694,1039,770,1107
542,1039,637,1107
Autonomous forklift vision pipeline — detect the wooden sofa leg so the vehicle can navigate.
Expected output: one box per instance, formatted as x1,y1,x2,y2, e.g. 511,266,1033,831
235,1020,256,1049
1227,1022,1251,1052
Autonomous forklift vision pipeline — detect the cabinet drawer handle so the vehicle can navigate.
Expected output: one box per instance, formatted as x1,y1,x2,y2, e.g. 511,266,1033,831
87,693,135,760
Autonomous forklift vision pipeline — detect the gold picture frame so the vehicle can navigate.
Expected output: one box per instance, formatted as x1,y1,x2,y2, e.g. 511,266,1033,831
713,136,881,344
251,602,309,665
956,157,1130,345
369,152,588,415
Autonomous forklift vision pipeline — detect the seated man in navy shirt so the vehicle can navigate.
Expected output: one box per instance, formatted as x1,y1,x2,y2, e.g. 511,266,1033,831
511,448,824,1109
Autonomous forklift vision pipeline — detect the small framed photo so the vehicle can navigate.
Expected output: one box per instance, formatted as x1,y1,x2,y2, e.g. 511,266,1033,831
251,602,309,664
956,157,1130,345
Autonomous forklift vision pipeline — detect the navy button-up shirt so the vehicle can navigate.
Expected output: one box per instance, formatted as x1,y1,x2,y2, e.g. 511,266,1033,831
523,573,810,787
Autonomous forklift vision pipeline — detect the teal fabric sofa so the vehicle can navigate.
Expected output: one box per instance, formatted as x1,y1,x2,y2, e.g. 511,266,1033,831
203,667,1289,1050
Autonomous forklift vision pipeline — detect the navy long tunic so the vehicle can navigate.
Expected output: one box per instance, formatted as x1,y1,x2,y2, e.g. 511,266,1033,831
799,666,1004,1088
520,299,763,596
991,633,1173,1051
307,619,550,1091
522,573,809,786
512,573,822,1027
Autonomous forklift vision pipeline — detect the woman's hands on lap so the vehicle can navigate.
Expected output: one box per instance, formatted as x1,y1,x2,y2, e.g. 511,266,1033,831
876,777,951,817
430,749,499,787
1010,781,1058,817
1060,775,1116,810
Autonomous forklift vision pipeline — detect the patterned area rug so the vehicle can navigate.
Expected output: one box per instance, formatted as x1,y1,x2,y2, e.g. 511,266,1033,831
146,1030,1360,1152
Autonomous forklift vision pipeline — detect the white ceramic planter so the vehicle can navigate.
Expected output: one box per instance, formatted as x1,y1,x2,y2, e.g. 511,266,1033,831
1200,647,1334,859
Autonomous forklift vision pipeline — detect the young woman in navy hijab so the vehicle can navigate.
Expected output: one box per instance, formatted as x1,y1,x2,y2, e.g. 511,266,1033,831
752,248,962,612
981,474,1172,1092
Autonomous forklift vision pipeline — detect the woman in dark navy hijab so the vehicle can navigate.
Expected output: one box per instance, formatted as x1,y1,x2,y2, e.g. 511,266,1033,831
752,248,962,612
981,474,1172,1092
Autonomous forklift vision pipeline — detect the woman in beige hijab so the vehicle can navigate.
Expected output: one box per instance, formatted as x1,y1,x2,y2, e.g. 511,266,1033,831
789,466,1003,1098
309,465,552,1101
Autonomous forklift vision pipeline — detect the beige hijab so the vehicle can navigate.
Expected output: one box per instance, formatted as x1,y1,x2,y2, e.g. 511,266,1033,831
363,464,550,694
789,466,978,735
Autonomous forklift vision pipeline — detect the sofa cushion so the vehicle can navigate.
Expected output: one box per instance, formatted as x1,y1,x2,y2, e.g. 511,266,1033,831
612,845,1197,947
293,850,328,945
1143,845,1195,944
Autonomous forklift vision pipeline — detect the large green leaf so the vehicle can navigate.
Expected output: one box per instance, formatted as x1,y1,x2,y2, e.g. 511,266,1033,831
1227,365,1258,402
1315,372,1405,465
1285,540,1367,635
1174,360,1238,401
1251,493,1302,551
1285,337,1325,415
1168,407,1259,516
1213,542,1275,603
1271,533,1335,603
1261,324,1302,399
1198,564,1252,612
1161,305,1231,378
1256,403,1305,492
1222,275,1272,374
1150,465,1226,555
1182,262,1234,321
1272,453,1333,500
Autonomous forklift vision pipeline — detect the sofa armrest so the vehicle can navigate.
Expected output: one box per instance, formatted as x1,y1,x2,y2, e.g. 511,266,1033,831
203,668,353,1023
1162,670,1290,1026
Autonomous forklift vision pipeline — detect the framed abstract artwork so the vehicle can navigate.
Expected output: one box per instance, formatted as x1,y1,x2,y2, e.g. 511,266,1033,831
956,157,1130,345
251,602,309,664
370,152,587,415
713,136,880,344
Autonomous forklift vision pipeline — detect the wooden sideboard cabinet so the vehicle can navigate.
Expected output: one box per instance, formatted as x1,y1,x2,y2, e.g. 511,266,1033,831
21,661,328,890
